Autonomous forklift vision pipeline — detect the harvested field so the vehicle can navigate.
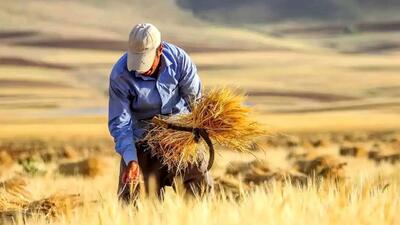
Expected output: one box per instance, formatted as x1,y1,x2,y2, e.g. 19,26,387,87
0,130,399,224
1,0,400,224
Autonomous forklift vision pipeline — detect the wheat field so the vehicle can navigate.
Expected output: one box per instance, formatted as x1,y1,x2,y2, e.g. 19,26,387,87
1,0,400,224
1,130,400,225
12,172,400,225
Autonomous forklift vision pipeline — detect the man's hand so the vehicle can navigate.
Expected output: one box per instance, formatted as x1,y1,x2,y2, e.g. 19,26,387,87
122,161,140,184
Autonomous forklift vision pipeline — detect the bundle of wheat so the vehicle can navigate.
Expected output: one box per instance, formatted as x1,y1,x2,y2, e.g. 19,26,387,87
0,177,31,220
213,175,249,199
61,146,80,160
373,153,400,164
339,145,368,158
223,160,308,186
0,151,14,168
23,194,82,218
294,155,347,181
144,88,265,169
0,176,30,197
1,191,82,220
58,157,103,177
244,169,308,186
225,160,271,177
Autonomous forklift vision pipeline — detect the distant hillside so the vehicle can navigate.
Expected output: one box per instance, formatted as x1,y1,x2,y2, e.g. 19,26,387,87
177,0,400,24
0,0,313,52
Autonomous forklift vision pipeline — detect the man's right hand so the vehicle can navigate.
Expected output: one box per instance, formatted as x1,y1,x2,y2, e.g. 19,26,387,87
122,160,140,184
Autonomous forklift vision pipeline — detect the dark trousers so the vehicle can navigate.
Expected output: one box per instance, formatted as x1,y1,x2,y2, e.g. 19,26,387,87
117,144,213,202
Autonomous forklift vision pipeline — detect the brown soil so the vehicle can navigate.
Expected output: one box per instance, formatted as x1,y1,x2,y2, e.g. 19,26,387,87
14,38,127,51
0,102,59,109
0,30,38,39
0,79,72,88
342,42,400,54
247,90,357,102
0,57,72,70
197,64,244,71
277,21,400,36
13,37,287,53
271,101,400,114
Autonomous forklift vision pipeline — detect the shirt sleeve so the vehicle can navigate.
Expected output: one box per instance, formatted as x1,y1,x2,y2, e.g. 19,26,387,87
178,50,202,107
108,78,138,165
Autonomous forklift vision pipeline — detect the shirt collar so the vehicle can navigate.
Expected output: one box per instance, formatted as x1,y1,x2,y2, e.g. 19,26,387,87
161,49,172,68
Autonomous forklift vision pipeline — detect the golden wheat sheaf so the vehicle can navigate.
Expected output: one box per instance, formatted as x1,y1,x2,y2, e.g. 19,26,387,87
144,88,265,170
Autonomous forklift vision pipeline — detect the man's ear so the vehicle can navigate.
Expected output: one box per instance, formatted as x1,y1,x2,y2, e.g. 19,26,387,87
158,44,163,55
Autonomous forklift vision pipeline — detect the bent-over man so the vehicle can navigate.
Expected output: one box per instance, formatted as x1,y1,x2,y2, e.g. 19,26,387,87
108,23,213,202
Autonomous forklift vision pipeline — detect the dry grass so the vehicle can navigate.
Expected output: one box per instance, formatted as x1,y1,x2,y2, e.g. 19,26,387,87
144,88,265,169
0,177,83,220
3,168,398,225
23,194,82,218
0,131,400,224
1,194,83,220
0,177,29,195
0,177,31,216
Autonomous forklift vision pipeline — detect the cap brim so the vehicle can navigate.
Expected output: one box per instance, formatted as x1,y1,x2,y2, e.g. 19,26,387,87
127,48,157,72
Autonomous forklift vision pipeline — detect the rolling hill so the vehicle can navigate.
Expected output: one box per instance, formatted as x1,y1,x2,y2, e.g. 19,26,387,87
1,0,400,134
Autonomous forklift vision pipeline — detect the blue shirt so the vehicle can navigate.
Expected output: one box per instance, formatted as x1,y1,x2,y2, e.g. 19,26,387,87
108,42,201,165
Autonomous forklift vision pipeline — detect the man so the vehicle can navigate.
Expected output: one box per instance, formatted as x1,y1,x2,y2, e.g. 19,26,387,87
108,23,213,202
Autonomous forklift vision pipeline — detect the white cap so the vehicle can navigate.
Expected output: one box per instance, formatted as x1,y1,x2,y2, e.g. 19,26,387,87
127,23,161,73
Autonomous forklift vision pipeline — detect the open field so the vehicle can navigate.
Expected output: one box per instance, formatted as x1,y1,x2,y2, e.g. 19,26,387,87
1,23,400,130
1,0,400,224
1,131,400,224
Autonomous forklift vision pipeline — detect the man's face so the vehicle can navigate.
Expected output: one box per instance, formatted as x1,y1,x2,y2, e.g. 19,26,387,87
141,44,163,76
